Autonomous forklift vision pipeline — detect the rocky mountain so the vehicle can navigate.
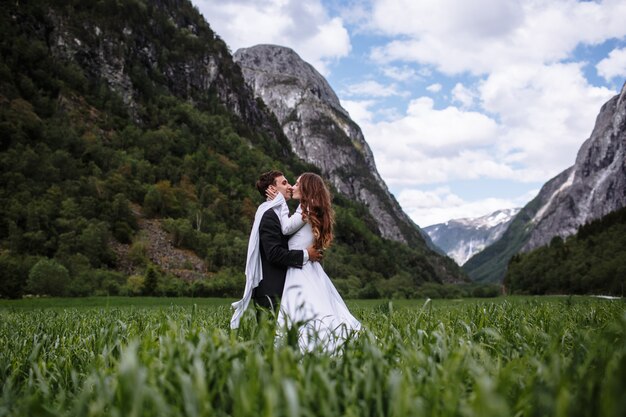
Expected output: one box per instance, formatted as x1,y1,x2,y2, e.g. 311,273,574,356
233,45,423,246
424,208,519,265
464,82,626,283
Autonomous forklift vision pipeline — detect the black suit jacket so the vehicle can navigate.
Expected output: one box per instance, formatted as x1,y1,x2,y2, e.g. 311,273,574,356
252,209,304,310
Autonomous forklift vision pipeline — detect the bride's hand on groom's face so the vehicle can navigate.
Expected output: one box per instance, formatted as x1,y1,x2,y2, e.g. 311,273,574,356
266,186,278,201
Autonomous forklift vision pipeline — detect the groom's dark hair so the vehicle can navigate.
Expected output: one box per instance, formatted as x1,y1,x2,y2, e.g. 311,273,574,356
256,170,284,198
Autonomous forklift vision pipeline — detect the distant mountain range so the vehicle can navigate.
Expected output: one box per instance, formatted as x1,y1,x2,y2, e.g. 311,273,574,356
424,209,519,265
463,81,626,283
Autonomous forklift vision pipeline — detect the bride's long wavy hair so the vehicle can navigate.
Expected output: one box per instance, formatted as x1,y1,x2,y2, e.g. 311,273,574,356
298,173,335,250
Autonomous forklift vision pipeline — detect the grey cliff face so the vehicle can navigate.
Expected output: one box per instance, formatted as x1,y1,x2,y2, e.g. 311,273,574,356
234,45,421,244
522,82,626,251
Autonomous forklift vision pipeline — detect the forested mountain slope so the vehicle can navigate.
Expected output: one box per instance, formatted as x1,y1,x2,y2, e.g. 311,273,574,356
505,205,626,295
0,0,464,298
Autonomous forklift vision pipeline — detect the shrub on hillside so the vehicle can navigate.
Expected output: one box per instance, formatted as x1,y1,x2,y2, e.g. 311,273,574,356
26,258,71,296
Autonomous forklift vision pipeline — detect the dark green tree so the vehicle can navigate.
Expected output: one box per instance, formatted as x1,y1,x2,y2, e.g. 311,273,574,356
26,258,71,296
143,265,159,296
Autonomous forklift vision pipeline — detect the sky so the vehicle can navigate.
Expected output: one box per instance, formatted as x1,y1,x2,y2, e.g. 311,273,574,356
192,0,626,227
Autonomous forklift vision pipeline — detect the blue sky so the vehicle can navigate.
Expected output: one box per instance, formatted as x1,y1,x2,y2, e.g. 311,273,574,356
193,0,626,227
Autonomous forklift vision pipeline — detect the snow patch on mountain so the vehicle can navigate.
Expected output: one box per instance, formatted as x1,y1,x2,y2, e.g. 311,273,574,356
425,208,520,265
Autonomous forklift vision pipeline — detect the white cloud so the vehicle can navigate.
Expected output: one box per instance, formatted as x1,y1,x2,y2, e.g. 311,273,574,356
369,0,626,75
371,149,517,187
370,0,523,40
332,0,372,28
426,83,442,93
382,65,419,81
192,0,351,75
351,97,512,187
358,96,498,165
397,187,532,227
341,99,375,124
479,63,614,179
597,47,626,81
297,17,352,74
353,63,615,191
343,80,407,97
451,83,475,108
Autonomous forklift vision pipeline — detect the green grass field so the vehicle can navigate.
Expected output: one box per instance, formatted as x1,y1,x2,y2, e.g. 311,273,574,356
1,296,625,417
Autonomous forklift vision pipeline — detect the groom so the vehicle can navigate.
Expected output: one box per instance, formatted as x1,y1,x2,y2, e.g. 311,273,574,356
230,170,321,329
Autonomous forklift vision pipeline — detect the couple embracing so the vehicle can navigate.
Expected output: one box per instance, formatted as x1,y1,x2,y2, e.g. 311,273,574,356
231,170,361,352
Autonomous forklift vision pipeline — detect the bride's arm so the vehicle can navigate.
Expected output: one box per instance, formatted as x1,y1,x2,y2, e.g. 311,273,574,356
276,194,305,235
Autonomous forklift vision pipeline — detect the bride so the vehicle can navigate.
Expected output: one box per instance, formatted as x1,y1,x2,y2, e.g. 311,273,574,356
270,172,361,352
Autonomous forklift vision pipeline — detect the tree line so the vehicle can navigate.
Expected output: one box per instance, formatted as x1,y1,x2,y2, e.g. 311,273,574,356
504,205,626,296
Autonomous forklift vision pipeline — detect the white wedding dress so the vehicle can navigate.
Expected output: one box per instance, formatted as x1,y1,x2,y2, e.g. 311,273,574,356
274,198,361,353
